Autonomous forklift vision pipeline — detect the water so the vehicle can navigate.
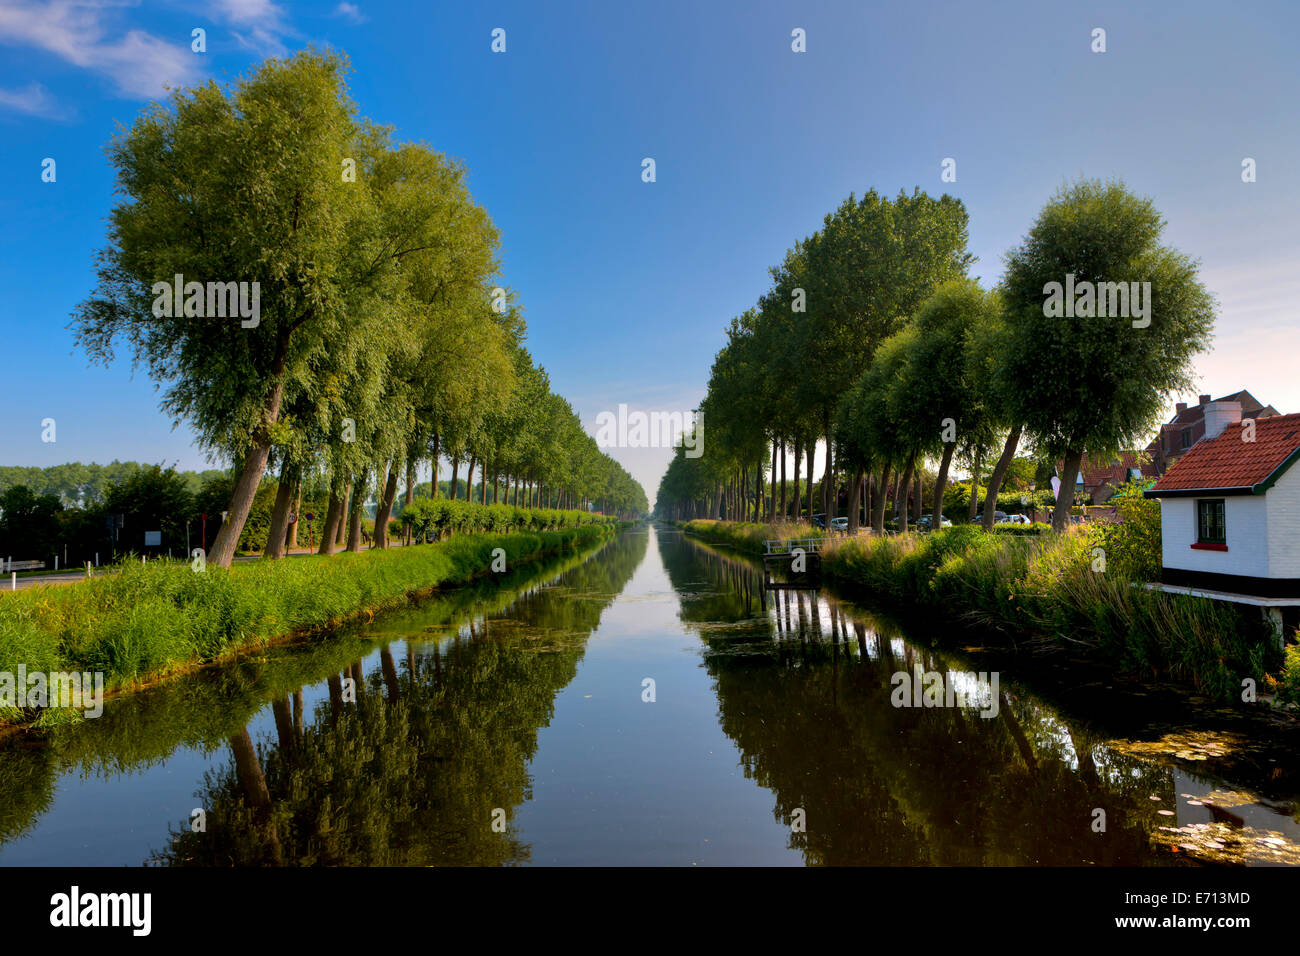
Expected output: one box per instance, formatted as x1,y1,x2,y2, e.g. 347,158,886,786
1,524,1297,866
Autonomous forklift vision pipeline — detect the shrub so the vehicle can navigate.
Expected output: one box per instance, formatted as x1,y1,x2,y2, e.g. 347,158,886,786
1086,480,1161,581
685,518,1274,702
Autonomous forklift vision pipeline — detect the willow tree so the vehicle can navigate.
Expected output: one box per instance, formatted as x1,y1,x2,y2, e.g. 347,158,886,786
888,279,1001,528
998,179,1215,531
795,188,975,520
73,51,381,567
835,327,920,532
371,146,514,540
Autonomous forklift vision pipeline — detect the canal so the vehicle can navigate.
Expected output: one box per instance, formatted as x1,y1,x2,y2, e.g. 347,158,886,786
1,524,1297,866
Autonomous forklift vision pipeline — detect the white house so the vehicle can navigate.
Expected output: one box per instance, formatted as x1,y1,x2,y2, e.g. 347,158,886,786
1144,402,1300,642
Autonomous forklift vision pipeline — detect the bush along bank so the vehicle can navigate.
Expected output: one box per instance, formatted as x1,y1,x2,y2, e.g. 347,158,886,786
680,519,1292,705
396,499,611,541
0,519,619,727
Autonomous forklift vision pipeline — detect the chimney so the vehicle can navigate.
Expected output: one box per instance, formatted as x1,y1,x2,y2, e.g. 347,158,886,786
1199,394,1211,405
1203,400,1242,440
1175,402,1187,414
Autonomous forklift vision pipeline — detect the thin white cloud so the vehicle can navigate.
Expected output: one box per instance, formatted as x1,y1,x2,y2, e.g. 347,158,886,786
332,3,367,25
0,1,200,98
212,0,290,56
0,82,60,117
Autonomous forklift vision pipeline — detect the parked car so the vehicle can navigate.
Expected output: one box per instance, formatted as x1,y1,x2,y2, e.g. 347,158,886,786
809,513,827,529
830,517,849,532
997,513,1032,526
917,515,952,531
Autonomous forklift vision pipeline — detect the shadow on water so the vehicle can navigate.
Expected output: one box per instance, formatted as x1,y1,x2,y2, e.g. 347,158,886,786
0,530,647,865
656,525,1300,866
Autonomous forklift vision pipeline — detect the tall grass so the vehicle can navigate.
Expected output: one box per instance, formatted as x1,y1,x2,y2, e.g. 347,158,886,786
681,519,1280,701
0,523,616,717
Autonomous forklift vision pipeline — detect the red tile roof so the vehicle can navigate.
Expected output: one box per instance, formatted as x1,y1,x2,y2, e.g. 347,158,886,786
1149,412,1300,493
1057,452,1157,492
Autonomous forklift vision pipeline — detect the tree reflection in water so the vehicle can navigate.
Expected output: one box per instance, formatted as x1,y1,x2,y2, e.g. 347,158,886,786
657,528,1300,866
151,529,648,866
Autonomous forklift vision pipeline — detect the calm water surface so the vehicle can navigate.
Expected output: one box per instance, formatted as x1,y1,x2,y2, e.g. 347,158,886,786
1,525,1298,866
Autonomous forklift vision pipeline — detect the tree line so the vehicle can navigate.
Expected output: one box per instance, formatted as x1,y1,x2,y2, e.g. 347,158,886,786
656,179,1214,532
71,49,646,569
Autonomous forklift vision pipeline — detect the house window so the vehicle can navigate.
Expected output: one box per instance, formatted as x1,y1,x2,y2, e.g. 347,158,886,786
1196,499,1226,545
1181,428,1193,449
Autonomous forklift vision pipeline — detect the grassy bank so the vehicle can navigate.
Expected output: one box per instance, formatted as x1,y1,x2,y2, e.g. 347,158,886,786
0,521,619,724
681,519,1294,703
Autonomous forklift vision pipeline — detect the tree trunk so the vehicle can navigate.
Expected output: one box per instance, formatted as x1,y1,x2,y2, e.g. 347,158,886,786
982,424,1023,531
785,442,795,522
450,456,459,501
847,466,864,532
466,456,476,501
932,442,956,530
1054,448,1083,532
208,334,292,568
287,479,301,550
481,461,488,505
914,468,923,524
769,439,778,523
779,440,787,519
806,440,816,524
872,461,893,533
374,463,398,548
264,462,295,559
968,445,983,523
821,411,833,518
897,452,915,532
318,487,343,555
336,482,350,545
346,469,368,552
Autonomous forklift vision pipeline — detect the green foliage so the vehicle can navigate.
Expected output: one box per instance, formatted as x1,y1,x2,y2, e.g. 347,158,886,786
991,522,1052,535
998,178,1215,461
399,499,604,539
1274,644,1300,708
1086,480,1162,581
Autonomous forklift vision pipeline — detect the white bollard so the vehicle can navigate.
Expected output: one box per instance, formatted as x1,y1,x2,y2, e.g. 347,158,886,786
141,555,146,565
10,573,15,591
95,553,99,566
54,556,59,571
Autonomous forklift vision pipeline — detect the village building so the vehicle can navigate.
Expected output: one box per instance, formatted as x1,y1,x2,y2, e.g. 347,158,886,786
1145,389,1279,475
1143,401,1300,643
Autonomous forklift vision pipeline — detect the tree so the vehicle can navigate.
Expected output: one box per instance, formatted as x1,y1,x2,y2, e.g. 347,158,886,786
0,486,64,561
998,179,1216,531
793,189,975,520
74,51,378,567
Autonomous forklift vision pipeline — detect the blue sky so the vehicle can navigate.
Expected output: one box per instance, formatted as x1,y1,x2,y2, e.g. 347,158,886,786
2,0,1298,504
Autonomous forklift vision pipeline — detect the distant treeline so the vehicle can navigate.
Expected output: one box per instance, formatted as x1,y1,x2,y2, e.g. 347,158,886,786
0,464,288,565
0,462,226,507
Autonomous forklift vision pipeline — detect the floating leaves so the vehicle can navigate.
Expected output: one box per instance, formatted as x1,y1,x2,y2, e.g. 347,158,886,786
1153,821,1300,864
